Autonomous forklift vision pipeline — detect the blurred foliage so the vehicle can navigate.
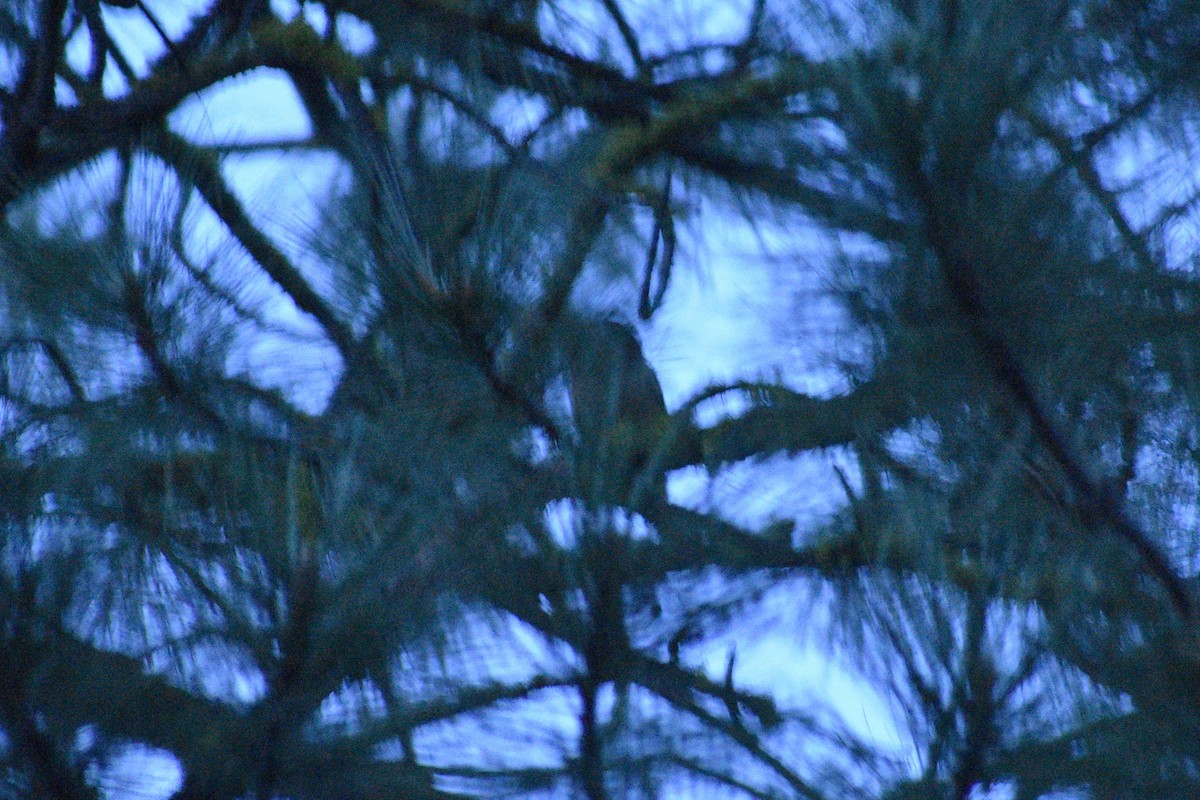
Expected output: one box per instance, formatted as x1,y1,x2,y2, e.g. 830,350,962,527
2,0,1200,798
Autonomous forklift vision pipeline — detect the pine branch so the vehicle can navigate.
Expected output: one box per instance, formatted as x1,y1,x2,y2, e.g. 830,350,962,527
144,127,357,357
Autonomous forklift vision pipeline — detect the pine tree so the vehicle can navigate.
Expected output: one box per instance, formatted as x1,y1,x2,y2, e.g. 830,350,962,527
2,1,1200,798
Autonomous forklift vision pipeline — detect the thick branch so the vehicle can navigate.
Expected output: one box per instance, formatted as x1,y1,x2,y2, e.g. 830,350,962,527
910,167,1194,620
28,624,238,762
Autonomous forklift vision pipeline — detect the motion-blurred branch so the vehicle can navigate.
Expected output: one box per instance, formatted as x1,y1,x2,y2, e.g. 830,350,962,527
144,126,357,356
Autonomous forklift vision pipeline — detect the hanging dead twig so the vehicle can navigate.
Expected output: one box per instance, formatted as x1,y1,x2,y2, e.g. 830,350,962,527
638,167,675,320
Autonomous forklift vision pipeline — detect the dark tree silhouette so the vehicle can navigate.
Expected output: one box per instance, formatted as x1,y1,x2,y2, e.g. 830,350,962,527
2,1,1200,799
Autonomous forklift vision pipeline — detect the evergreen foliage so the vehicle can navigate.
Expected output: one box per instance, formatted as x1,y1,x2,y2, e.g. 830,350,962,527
1,1,1199,798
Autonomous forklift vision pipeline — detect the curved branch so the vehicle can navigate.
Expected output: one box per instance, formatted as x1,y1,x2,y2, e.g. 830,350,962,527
144,127,356,357
597,0,644,72
0,336,85,402
633,654,829,800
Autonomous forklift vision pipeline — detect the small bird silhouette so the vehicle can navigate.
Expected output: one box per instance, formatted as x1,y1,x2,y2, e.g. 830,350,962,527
569,320,668,511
